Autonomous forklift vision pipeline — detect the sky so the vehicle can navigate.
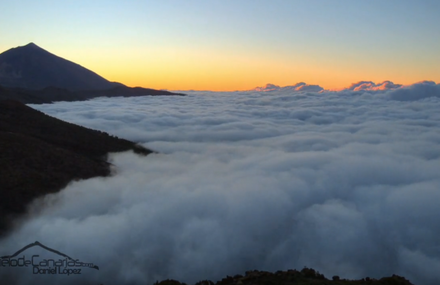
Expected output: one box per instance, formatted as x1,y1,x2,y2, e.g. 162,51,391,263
1,83,440,285
1,1,440,90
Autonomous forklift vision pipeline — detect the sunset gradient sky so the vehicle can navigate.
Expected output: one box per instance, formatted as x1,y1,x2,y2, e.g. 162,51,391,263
1,0,439,91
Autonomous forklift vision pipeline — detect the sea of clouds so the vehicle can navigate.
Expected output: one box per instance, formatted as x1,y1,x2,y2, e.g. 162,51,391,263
1,81,440,285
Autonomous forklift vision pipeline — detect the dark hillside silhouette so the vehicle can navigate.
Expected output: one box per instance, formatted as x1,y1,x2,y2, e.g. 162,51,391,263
0,100,152,235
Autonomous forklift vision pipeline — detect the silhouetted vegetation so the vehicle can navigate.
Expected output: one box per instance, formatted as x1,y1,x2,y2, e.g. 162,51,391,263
153,269,414,285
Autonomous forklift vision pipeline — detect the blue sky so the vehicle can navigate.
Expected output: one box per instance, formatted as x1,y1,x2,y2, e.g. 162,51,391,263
1,0,439,90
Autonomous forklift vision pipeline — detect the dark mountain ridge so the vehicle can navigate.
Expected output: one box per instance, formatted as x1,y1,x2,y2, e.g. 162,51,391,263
0,43,118,90
0,84,184,104
0,43,184,103
0,99,152,235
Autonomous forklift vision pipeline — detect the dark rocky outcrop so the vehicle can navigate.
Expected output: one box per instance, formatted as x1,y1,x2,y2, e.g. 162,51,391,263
0,100,152,235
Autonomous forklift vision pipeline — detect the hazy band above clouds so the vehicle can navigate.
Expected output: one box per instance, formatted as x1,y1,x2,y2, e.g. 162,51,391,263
1,81,440,285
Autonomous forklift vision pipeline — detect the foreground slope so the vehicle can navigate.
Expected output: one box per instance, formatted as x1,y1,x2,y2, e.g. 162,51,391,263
0,100,152,234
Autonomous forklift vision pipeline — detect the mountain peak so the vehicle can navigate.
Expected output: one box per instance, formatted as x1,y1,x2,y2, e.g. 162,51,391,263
0,43,118,90
23,42,39,48
17,42,44,51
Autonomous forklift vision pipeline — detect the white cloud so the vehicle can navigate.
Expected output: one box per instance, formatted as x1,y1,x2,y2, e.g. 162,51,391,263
253,82,324,93
1,83,440,285
345,81,402,91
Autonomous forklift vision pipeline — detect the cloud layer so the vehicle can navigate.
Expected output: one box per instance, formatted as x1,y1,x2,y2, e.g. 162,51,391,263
1,82,440,285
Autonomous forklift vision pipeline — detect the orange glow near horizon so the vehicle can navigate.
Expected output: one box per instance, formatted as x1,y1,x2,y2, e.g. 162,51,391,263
19,44,440,92
100,62,439,92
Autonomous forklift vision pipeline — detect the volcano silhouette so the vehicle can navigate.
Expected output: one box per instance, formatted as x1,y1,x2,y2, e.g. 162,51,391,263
0,43,119,90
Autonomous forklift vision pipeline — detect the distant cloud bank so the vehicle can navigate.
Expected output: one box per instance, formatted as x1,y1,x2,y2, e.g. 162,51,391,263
253,82,324,92
344,81,402,91
252,81,440,99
